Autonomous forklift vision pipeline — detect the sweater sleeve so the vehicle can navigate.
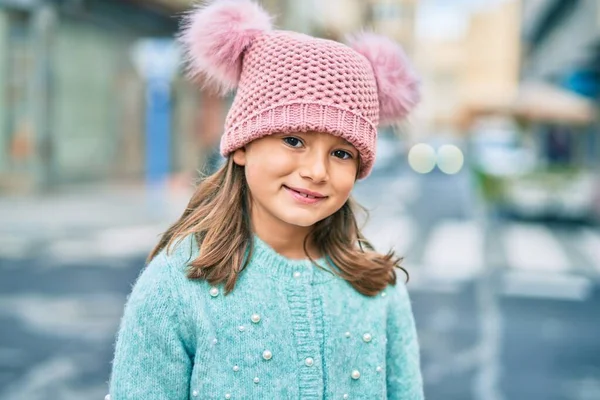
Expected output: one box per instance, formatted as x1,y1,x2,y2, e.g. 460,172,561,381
108,252,194,400
386,280,425,400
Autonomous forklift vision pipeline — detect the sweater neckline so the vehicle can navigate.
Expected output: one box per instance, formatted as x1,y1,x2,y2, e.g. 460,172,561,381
249,235,336,284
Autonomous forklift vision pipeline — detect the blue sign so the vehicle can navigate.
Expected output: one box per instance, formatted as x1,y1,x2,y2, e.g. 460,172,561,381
563,69,600,100
131,39,180,189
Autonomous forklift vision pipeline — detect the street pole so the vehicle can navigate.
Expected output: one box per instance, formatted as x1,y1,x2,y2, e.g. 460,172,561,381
30,1,56,191
132,38,179,216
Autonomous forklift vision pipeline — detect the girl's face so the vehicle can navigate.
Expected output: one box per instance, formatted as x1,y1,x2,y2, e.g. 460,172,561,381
233,131,359,233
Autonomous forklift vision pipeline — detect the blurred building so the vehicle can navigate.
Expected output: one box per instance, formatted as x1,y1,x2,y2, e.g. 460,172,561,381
520,0,600,168
0,0,420,193
308,0,417,50
415,0,522,137
0,0,209,193
461,0,521,121
414,36,465,135
450,0,600,222
368,0,417,53
522,0,600,92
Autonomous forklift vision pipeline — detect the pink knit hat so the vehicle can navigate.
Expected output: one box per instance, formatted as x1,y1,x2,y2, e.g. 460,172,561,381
180,0,420,178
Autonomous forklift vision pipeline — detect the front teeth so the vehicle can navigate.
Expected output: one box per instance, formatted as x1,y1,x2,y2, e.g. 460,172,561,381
297,191,316,199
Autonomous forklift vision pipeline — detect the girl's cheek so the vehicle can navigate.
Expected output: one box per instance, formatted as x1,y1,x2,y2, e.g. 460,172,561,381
256,152,295,175
336,168,359,193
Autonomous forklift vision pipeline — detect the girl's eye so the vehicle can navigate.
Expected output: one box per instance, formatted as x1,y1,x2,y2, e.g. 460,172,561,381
283,137,303,148
333,150,353,160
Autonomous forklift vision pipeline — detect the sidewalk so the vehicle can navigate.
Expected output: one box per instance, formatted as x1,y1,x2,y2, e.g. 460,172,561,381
0,181,195,259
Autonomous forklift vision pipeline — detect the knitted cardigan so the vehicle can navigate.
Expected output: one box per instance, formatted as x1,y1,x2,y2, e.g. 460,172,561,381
108,235,424,399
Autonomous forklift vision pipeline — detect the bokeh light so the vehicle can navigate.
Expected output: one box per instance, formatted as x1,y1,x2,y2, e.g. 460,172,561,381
436,144,464,175
408,143,436,174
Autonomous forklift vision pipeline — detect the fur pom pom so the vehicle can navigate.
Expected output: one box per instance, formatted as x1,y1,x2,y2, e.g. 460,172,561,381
347,33,421,124
179,0,272,94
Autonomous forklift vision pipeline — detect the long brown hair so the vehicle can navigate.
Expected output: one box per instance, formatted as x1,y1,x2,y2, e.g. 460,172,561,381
149,157,408,296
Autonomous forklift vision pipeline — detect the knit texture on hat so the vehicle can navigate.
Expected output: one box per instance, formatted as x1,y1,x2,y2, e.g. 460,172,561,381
179,0,420,179
220,31,380,178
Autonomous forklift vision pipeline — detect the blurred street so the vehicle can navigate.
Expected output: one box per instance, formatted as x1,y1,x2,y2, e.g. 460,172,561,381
1,0,599,399
1,159,599,400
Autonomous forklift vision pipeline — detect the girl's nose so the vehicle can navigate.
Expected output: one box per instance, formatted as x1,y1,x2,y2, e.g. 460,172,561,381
298,150,329,182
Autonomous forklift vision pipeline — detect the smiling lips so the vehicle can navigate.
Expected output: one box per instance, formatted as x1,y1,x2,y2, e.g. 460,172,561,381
283,185,327,205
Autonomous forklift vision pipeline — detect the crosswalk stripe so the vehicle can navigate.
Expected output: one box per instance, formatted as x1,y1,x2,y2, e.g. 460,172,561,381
406,264,463,293
580,229,600,274
45,224,165,266
503,223,570,272
0,294,123,339
501,271,592,301
0,357,79,400
362,215,415,254
0,235,32,261
421,220,483,281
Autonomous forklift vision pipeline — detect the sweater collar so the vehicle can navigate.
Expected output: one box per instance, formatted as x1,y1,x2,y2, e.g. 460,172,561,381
248,235,336,284
177,233,337,284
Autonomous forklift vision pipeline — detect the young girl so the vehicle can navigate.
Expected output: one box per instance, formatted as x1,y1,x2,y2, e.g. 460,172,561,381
107,0,423,399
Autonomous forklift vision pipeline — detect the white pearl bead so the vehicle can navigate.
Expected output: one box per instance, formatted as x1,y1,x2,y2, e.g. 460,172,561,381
351,369,360,380
238,325,245,332
253,377,260,384
381,291,387,297
376,366,383,372
225,394,231,399
344,331,351,338
212,338,218,345
305,357,314,366
343,394,349,399
251,313,261,323
104,395,111,400
262,350,272,360
293,271,301,278
233,365,240,372
209,287,219,297
192,390,199,397
362,333,372,343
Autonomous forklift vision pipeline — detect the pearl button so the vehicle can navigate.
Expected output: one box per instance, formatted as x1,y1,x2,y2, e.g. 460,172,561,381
262,350,272,360
209,287,219,297
225,394,231,399
251,313,261,323
305,357,314,366
238,325,245,332
381,291,387,297
104,395,111,400
233,365,240,372
192,390,199,397
253,377,260,384
376,366,383,372
345,331,351,338
362,333,372,343
343,394,349,399
293,271,301,278
212,338,218,345
351,369,361,380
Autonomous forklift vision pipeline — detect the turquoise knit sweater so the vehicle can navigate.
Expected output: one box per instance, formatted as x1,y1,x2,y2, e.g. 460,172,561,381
108,235,424,399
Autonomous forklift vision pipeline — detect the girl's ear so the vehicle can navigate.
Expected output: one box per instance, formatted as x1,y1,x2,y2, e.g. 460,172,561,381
232,147,247,166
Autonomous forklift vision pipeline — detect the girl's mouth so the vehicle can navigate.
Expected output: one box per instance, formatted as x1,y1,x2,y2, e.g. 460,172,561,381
283,185,327,204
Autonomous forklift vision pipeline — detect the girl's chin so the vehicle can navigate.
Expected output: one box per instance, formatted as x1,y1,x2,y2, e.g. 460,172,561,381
277,212,325,228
